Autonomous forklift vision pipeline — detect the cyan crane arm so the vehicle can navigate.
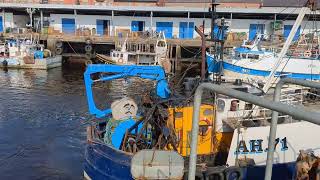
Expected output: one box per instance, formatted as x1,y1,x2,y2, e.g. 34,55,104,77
84,64,171,118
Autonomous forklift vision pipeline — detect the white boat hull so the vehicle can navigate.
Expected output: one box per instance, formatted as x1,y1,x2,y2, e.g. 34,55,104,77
227,121,320,166
0,55,62,70
207,53,320,80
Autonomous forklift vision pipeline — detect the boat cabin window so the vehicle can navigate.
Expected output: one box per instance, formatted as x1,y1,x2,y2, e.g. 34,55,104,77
235,52,241,59
217,99,225,112
245,103,253,110
157,41,166,47
120,54,123,58
247,54,259,59
230,100,239,111
242,54,247,59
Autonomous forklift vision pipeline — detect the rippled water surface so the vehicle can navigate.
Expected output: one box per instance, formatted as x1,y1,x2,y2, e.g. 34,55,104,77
0,67,152,180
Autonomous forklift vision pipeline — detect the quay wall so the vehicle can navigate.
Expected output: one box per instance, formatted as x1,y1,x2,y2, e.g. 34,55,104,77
48,13,319,39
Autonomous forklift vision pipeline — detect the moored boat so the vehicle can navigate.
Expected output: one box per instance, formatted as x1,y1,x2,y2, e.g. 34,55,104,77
207,33,320,82
0,38,62,70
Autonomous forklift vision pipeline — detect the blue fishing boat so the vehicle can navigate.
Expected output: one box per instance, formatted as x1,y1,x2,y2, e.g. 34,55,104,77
83,64,247,180
83,64,184,180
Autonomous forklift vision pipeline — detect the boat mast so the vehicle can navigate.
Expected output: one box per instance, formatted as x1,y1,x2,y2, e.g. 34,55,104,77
262,6,311,92
210,0,225,84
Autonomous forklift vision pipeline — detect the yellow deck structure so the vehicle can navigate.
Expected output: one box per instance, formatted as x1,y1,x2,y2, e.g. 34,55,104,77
168,104,233,157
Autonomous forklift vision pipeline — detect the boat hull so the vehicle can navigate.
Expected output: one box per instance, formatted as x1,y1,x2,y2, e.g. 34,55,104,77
84,141,133,180
84,140,300,180
0,55,62,70
242,162,296,180
207,53,320,80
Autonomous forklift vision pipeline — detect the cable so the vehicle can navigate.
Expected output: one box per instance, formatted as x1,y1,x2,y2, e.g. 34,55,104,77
66,41,78,55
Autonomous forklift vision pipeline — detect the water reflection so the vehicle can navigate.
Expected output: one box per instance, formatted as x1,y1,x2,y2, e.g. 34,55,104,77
0,66,153,179
0,67,89,179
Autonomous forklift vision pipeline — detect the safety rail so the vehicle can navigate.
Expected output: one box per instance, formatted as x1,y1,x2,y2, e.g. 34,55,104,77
188,78,320,180
264,78,320,180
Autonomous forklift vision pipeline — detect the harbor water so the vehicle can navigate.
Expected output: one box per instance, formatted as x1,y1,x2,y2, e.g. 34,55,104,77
0,67,152,179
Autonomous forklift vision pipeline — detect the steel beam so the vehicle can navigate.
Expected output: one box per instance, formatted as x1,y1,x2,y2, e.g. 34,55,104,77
40,10,43,33
74,9,77,36
111,10,114,37
263,7,308,92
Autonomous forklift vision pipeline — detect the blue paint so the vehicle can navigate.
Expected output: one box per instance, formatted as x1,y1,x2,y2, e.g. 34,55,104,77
62,18,75,34
84,140,298,180
0,16,3,32
206,53,222,73
96,20,104,36
34,51,44,59
179,22,194,39
156,22,173,38
131,21,144,32
223,62,270,77
212,25,229,41
84,142,133,180
96,20,109,36
111,118,142,149
84,65,170,118
207,53,320,80
242,162,296,180
283,25,301,41
249,24,264,40
223,61,320,80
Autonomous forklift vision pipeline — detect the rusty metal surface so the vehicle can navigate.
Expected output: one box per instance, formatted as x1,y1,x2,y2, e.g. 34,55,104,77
131,150,184,180
23,55,35,64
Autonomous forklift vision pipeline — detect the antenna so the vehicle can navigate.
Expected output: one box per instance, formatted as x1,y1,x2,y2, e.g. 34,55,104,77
209,0,226,84
26,8,36,29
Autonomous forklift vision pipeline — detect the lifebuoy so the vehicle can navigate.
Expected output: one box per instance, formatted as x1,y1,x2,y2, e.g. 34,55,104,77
85,39,92,45
85,45,92,52
55,41,63,48
55,47,63,55
85,60,92,66
198,118,212,136
85,52,92,60
118,58,123,64
5,47,9,54
304,50,312,58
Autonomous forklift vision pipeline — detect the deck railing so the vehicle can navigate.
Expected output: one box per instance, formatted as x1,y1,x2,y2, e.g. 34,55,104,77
188,78,320,180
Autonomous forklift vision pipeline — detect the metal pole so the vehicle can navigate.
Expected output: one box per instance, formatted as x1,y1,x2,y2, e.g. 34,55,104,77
74,9,77,36
188,81,320,180
188,86,203,180
40,10,43,34
187,11,190,38
263,7,308,92
150,11,153,33
2,8,4,33
211,0,216,40
219,18,225,83
195,21,206,81
201,21,205,80
273,13,276,34
111,10,114,37
264,83,280,180
264,78,320,180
